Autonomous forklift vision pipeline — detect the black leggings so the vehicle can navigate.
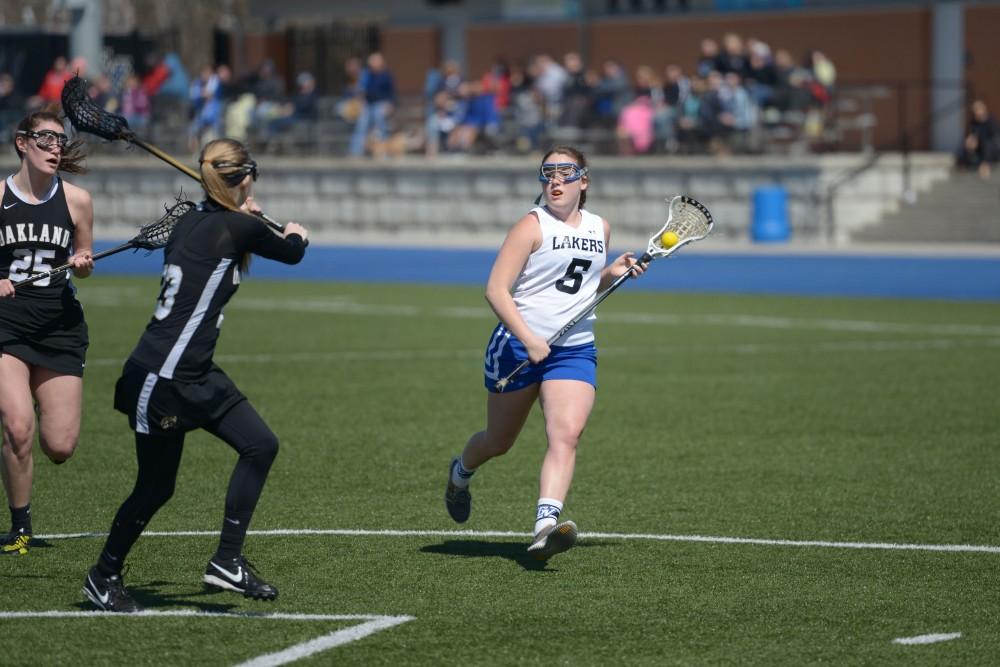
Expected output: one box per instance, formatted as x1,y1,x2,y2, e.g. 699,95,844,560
98,400,278,574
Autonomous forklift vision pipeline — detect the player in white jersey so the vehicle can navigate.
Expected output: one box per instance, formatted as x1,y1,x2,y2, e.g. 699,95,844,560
445,146,646,560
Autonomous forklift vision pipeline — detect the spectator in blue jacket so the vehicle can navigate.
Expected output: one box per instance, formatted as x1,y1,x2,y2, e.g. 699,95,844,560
350,52,396,156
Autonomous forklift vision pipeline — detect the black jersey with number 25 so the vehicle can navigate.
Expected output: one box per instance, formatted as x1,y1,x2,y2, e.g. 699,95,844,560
129,202,307,381
0,175,75,298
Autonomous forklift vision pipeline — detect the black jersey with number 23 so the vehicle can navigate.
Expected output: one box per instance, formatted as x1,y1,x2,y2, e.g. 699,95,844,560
129,202,306,381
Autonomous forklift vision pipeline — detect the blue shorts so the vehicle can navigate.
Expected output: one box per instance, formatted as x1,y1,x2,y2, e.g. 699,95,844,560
483,323,597,393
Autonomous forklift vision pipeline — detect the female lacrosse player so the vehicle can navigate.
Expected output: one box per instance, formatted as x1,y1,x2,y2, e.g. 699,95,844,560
83,138,308,612
445,146,646,560
0,110,94,556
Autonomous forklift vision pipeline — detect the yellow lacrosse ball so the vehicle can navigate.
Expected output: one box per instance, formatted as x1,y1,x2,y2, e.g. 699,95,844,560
660,231,679,248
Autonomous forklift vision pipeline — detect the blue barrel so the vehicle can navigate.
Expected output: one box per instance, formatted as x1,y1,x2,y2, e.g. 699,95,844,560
751,185,791,242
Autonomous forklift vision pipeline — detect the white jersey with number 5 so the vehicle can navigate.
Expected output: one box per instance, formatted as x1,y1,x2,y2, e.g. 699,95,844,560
512,206,608,347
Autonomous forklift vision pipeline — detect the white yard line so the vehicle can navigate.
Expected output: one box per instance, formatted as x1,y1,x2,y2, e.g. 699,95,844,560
893,632,962,645
36,528,1000,554
0,610,415,666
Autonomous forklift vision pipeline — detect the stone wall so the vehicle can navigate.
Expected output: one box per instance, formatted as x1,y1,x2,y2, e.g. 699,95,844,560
0,152,953,248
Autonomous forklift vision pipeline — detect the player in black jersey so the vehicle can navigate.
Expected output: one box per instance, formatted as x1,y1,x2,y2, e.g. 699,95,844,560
0,110,95,556
82,138,308,612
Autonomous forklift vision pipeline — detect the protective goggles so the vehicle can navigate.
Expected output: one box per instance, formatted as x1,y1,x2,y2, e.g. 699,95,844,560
538,162,587,184
213,160,259,185
17,129,69,150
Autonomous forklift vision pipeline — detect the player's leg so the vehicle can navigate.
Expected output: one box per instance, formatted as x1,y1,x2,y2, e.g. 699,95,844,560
84,430,184,612
0,354,37,554
32,367,83,464
527,378,595,559
201,399,279,601
446,385,539,523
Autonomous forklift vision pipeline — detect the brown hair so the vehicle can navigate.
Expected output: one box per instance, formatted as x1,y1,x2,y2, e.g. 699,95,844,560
198,138,262,272
13,109,87,175
539,145,589,208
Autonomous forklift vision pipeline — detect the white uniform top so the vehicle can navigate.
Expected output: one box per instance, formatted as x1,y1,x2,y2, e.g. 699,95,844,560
512,206,608,347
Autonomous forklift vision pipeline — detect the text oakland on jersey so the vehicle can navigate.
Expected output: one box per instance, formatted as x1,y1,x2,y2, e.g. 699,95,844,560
0,222,73,249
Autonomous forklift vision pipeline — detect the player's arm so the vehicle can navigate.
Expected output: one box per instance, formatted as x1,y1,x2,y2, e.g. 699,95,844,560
0,180,11,297
65,182,95,279
233,213,308,265
598,217,645,291
485,213,549,364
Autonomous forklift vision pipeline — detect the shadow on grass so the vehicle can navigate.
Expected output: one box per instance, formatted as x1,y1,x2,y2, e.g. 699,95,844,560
72,579,242,613
421,539,601,572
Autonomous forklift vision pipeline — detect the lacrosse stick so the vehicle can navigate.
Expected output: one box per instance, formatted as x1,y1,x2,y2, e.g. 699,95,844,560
60,75,283,233
12,199,194,288
495,195,713,392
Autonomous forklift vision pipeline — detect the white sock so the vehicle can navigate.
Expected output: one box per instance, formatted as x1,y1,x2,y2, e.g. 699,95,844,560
450,456,476,488
534,497,563,536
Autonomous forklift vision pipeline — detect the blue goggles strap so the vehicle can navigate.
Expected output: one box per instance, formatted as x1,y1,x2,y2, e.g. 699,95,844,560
538,163,587,183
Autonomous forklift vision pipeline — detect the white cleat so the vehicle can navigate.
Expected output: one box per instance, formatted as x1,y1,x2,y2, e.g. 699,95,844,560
527,520,578,560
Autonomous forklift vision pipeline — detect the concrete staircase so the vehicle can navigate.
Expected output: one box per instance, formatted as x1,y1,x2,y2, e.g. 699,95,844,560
852,169,1000,243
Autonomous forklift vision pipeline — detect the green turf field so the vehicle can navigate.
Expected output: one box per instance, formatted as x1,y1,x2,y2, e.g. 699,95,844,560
1,275,999,665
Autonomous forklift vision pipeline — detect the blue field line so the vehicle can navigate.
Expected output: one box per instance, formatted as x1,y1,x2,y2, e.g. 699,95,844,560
91,242,1000,302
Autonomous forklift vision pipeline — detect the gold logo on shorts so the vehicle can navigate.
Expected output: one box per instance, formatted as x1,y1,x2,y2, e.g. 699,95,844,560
160,415,178,430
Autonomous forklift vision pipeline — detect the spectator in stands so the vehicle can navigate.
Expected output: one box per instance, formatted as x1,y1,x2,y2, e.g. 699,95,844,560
449,78,500,154
87,74,117,114
771,48,814,113
745,39,778,109
32,56,72,109
119,73,150,132
618,94,655,155
188,64,223,152
805,50,836,106
717,33,749,78
250,60,286,135
425,90,460,157
560,52,592,128
336,56,365,128
957,99,1000,179
720,71,758,152
0,74,26,131
533,54,568,124
158,53,190,101
592,60,631,129
697,39,722,79
350,52,396,157
509,65,545,153
265,71,319,142
676,75,706,153
660,64,690,153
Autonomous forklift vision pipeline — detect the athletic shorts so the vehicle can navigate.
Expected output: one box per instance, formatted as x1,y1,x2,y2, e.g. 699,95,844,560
0,290,88,376
114,360,247,436
483,323,597,393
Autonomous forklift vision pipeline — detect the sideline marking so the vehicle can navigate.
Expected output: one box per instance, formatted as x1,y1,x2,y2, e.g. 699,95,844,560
893,632,962,645
36,528,1000,554
0,610,414,666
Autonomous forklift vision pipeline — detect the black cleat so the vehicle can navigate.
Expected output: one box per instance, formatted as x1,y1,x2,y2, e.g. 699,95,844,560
203,555,278,600
83,566,142,612
445,456,472,523
1,529,31,555
527,520,578,560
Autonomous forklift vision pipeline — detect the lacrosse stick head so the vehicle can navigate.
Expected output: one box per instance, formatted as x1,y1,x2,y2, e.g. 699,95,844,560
644,196,714,260
61,75,134,141
130,199,195,250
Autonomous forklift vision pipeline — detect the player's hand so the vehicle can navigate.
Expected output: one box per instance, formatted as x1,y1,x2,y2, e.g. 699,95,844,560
69,250,94,278
283,222,308,242
0,278,14,298
610,252,647,279
241,196,263,216
525,336,551,365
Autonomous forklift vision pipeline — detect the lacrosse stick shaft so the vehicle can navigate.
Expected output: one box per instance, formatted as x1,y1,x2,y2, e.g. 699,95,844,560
129,138,284,232
10,243,136,288
495,256,653,392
